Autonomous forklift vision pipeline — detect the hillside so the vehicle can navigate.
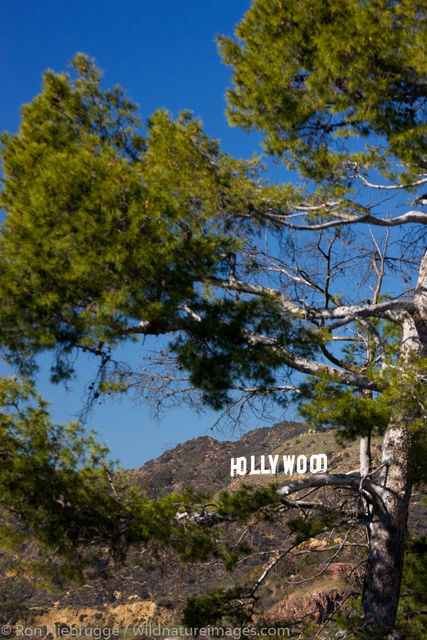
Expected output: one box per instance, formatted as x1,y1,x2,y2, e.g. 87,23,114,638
0,421,425,633
131,420,305,497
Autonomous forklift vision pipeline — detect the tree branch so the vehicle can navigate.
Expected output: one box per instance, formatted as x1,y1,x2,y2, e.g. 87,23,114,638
278,473,389,504
245,330,378,389
210,276,302,315
212,276,412,323
355,173,427,191
257,210,427,231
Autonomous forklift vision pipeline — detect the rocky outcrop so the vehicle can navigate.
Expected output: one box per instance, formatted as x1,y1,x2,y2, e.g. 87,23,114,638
279,589,344,623
275,563,364,624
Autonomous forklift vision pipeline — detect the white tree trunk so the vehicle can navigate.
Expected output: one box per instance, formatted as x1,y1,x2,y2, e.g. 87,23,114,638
361,248,427,627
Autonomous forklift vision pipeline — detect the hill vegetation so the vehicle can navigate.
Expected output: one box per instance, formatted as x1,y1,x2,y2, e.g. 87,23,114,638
1,421,424,635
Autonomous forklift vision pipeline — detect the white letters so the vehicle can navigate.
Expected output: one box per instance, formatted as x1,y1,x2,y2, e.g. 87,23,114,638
310,453,327,473
230,457,247,477
296,455,307,474
231,452,328,476
268,454,279,474
282,455,295,474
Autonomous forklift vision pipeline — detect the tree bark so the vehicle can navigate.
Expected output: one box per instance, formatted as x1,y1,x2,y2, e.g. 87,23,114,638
361,248,427,628
359,434,371,477
361,423,413,627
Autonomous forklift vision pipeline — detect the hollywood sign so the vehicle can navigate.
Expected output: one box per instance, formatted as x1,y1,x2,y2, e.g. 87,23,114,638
230,453,328,477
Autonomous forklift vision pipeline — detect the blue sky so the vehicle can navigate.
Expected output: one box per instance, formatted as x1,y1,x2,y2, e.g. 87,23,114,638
1,1,254,154
1,0,297,468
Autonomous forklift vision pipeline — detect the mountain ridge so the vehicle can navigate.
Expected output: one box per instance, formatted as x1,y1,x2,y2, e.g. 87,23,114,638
131,420,308,498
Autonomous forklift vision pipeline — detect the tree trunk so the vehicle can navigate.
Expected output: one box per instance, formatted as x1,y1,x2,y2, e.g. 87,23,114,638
361,249,427,628
361,424,412,627
359,433,371,476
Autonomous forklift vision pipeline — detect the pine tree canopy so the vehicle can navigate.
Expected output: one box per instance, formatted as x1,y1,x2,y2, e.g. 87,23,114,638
218,0,426,180
0,376,232,582
0,55,260,380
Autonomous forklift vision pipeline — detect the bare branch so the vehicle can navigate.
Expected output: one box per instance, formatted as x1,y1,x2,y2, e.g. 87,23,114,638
123,317,190,336
257,209,427,231
245,330,377,389
312,299,412,322
358,318,386,363
210,276,302,315
175,510,233,525
287,530,351,585
278,473,389,504
251,520,368,596
294,200,343,211
251,543,300,596
212,274,412,324
355,173,427,191
280,498,342,512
